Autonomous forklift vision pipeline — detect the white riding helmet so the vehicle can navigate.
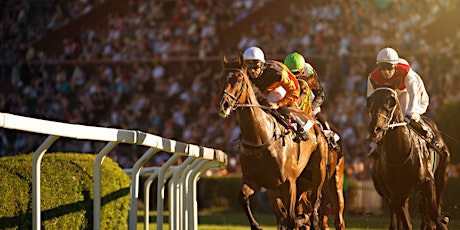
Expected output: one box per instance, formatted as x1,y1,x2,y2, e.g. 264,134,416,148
376,47,399,65
243,47,266,63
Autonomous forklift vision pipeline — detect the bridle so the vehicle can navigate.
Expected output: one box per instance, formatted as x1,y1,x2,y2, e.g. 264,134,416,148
370,88,408,139
220,67,272,111
220,68,247,112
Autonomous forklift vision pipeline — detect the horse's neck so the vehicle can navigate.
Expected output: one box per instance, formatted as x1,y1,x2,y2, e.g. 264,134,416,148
237,86,275,145
383,115,412,161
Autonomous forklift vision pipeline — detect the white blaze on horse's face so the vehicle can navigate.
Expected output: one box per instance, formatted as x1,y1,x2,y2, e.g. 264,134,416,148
218,72,236,118
227,72,234,81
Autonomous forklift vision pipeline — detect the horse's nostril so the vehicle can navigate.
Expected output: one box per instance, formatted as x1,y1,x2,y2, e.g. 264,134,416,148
223,101,229,110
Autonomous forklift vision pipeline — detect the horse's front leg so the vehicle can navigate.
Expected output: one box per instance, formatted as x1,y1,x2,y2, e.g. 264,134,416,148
434,148,450,229
390,199,412,230
389,209,397,230
420,178,448,230
239,183,262,230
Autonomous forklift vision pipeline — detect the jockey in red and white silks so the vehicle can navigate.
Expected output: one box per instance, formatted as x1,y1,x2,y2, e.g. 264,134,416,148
367,53,429,122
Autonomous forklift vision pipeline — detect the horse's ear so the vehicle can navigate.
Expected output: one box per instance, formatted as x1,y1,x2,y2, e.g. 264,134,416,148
222,55,228,67
238,52,245,66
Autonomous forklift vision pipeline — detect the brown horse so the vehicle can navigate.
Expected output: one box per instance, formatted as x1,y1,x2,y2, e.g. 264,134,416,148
295,147,345,230
218,54,328,229
367,87,450,230
295,69,346,230
318,144,346,230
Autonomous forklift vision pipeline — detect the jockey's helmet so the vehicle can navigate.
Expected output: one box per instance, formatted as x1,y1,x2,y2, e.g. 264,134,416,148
284,52,305,74
376,47,399,65
243,47,265,78
243,47,265,63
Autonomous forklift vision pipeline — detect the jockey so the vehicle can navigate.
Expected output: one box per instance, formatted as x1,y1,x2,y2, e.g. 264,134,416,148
242,46,308,141
284,52,341,152
367,47,443,158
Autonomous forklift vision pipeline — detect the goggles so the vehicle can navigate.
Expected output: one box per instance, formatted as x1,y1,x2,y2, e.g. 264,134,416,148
291,69,304,75
378,63,395,71
245,61,263,70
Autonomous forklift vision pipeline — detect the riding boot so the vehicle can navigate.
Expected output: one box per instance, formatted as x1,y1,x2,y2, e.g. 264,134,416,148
408,119,440,149
317,114,341,152
278,106,308,141
292,115,309,141
323,129,341,152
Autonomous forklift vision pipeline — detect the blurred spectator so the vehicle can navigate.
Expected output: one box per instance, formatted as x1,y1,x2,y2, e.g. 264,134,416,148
1,0,459,178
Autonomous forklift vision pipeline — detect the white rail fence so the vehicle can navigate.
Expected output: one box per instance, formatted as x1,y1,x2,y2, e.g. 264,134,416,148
0,112,227,230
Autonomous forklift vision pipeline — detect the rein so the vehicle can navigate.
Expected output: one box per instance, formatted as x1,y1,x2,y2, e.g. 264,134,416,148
237,104,273,110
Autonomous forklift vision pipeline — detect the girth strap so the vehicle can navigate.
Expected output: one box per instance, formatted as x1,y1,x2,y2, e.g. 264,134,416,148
241,135,277,150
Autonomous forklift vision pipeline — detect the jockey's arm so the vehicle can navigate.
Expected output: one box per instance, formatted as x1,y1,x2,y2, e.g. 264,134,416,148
307,74,325,109
311,88,324,109
404,69,429,118
277,74,300,107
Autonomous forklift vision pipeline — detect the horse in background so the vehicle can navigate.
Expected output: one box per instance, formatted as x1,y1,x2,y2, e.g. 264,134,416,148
217,54,328,229
318,142,345,230
367,87,450,230
294,65,346,230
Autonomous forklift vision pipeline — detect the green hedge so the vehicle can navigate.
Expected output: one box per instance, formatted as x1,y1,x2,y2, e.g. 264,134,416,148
0,153,130,230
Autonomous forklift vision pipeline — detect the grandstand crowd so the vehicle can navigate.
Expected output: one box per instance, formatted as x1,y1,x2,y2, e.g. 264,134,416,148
1,0,460,179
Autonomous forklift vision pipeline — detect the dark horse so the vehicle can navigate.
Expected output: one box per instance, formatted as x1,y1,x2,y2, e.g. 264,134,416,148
367,87,450,230
289,63,346,230
296,146,346,230
318,144,346,230
218,54,328,229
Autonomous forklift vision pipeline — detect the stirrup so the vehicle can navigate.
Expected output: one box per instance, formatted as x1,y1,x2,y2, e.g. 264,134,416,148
296,128,309,141
329,139,341,152
427,135,446,156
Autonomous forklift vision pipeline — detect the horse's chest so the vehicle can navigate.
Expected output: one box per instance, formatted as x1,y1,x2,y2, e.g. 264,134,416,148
239,151,286,186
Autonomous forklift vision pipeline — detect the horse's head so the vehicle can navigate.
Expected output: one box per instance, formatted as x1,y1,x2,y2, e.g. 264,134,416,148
367,87,404,143
218,54,250,118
